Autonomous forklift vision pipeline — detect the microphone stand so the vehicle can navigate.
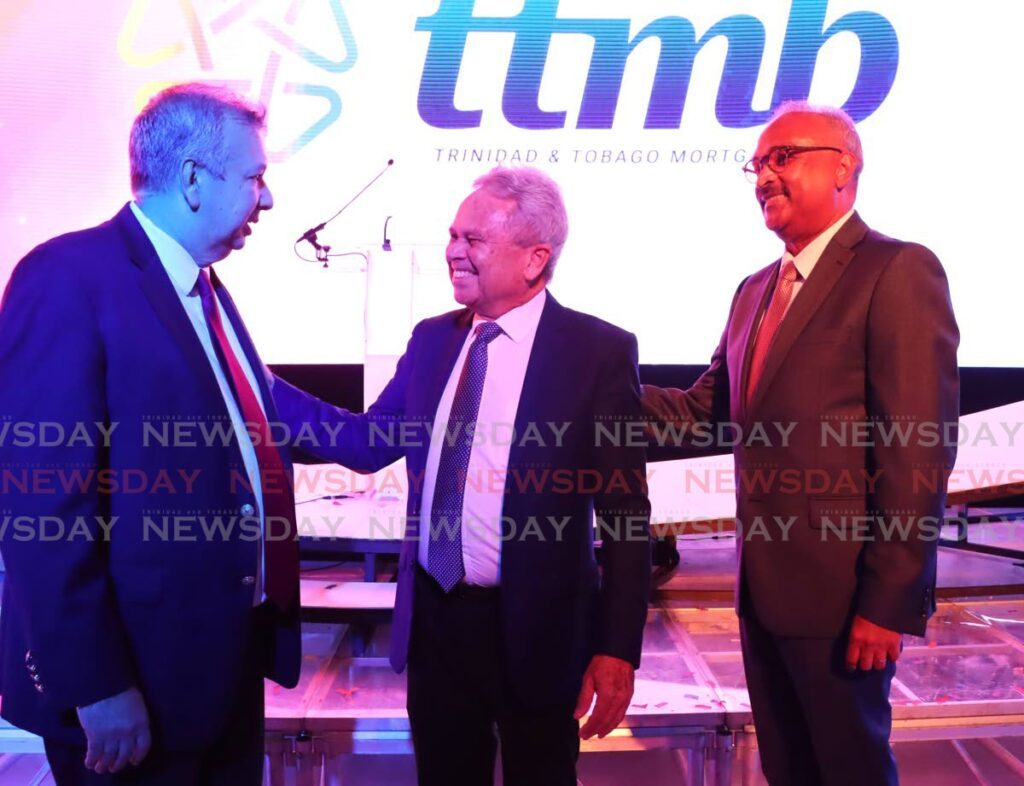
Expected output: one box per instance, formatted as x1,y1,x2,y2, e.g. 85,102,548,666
295,159,395,267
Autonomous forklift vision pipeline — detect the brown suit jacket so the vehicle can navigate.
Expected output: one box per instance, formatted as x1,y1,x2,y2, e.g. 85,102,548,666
644,212,960,637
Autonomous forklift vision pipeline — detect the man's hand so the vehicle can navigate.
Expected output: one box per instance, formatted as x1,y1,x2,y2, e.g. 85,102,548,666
574,654,635,740
845,614,902,672
76,687,151,774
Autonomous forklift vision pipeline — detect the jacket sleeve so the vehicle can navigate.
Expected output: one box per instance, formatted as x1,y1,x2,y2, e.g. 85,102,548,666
0,249,136,710
591,331,651,668
640,283,741,459
857,244,960,635
271,327,419,473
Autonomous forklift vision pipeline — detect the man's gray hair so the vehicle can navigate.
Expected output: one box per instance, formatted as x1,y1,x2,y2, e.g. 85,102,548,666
473,166,569,282
129,83,266,197
771,101,864,179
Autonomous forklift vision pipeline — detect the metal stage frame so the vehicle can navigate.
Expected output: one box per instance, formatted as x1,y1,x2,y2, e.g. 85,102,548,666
256,596,1024,785
3,598,1024,783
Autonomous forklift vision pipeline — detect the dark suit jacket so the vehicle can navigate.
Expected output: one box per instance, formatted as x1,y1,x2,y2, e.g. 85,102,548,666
273,294,651,704
643,213,959,638
0,205,300,749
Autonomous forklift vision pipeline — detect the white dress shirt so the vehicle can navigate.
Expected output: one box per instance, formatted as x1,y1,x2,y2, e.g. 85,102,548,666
419,289,548,586
130,203,267,599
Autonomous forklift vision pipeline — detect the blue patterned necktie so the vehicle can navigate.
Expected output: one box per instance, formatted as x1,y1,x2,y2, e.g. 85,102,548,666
427,321,504,591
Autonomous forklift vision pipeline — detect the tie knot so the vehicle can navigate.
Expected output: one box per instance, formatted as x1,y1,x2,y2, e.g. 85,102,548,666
195,268,216,310
474,321,503,345
780,259,799,283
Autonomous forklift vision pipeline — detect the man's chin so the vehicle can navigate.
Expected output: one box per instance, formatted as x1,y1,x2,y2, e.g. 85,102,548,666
762,207,787,233
451,285,477,307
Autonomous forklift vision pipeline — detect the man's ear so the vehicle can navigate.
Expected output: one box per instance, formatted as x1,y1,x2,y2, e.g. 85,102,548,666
836,152,857,190
180,159,201,211
524,243,551,283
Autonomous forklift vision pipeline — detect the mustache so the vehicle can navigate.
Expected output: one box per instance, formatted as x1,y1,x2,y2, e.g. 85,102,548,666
757,184,788,203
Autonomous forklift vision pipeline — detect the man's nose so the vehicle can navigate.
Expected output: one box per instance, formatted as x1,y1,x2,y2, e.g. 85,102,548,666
756,164,777,190
260,182,274,211
447,238,466,259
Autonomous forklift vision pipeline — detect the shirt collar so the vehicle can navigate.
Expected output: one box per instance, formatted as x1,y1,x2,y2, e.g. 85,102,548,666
782,208,855,281
473,288,547,344
130,202,204,297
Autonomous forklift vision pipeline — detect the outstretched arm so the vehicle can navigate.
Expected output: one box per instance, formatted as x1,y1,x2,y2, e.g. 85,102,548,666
640,283,742,459
271,330,424,472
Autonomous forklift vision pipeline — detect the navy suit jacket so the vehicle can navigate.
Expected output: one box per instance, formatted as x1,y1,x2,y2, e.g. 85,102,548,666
273,294,651,704
0,205,300,749
644,213,960,638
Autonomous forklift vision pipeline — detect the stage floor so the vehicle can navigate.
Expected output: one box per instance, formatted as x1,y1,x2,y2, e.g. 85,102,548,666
3,537,1024,784
660,522,1024,598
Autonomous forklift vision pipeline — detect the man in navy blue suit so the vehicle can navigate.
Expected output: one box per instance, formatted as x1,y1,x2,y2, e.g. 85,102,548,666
0,83,300,784
273,167,651,786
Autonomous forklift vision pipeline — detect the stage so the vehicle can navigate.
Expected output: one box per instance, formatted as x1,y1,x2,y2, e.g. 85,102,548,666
3,531,1024,784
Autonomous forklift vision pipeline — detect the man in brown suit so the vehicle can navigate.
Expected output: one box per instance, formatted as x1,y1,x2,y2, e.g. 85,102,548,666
643,103,959,785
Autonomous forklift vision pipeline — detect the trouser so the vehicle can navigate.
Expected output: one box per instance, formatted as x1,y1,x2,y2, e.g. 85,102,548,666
739,604,898,786
406,566,580,786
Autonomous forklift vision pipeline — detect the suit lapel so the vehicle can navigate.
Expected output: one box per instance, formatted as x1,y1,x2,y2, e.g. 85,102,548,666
506,294,567,505
746,213,868,414
421,309,474,422
118,205,224,404
735,267,777,422
210,271,304,478
209,268,276,417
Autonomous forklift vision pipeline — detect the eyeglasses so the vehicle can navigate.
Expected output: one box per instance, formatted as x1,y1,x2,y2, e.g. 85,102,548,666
742,146,843,182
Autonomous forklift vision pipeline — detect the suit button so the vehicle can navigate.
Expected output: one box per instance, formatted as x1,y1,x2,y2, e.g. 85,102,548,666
241,503,255,517
26,664,37,674
241,575,257,587
30,673,40,683
24,650,33,666
33,683,44,694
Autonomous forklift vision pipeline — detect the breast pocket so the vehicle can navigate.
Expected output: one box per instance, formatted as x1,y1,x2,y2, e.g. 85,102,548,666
795,327,851,346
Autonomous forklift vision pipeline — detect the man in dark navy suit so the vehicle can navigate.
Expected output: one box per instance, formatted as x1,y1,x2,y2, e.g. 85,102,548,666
0,83,300,784
273,167,651,786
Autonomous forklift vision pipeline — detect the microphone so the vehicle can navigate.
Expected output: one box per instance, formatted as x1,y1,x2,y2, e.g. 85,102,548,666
296,222,325,245
295,159,395,248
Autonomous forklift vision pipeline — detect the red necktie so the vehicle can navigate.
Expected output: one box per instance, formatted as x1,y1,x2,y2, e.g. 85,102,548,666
196,270,299,610
746,259,799,405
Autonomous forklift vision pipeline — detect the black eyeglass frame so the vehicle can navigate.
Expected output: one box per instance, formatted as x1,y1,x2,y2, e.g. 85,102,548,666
742,145,844,182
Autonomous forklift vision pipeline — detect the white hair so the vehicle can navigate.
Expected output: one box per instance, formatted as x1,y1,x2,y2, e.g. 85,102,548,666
129,83,266,197
473,166,569,282
771,101,864,179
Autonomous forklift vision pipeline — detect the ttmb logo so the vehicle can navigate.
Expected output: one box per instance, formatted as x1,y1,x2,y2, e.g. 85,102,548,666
415,0,898,129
